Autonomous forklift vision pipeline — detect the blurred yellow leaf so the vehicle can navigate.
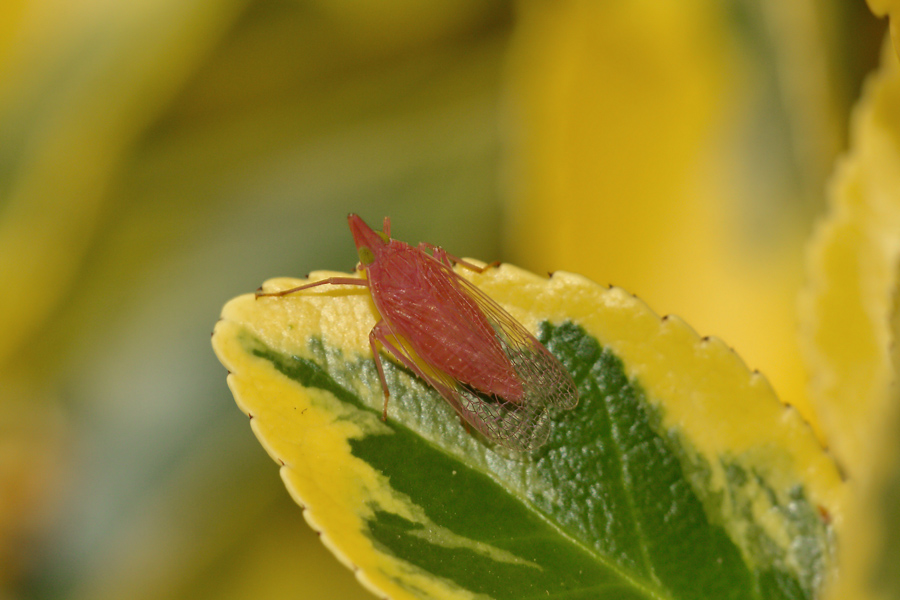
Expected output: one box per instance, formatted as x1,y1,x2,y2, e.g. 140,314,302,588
800,37,900,481
801,34,900,600
503,0,847,432
0,0,247,367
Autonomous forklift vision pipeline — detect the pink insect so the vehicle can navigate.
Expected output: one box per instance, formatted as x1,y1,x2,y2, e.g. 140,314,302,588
257,214,578,451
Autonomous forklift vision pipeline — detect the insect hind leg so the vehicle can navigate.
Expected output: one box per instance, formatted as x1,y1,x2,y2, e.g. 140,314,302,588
418,243,500,272
368,321,393,421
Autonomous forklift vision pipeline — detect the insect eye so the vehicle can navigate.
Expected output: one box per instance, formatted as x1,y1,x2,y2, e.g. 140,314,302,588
376,231,389,243
357,246,375,265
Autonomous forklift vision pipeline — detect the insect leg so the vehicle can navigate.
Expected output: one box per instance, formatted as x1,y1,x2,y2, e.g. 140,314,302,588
369,320,450,421
419,243,500,272
255,277,367,298
368,321,392,420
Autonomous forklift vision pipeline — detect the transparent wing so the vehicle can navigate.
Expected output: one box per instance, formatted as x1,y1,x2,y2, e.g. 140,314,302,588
449,271,579,451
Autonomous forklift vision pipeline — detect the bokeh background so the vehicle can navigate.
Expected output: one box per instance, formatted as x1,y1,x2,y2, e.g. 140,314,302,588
0,1,886,599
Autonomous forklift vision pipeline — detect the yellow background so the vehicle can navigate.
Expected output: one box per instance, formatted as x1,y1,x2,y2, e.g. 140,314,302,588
0,1,888,599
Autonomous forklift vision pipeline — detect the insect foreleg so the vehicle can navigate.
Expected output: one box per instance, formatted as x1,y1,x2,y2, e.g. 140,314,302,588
418,243,500,272
255,277,367,298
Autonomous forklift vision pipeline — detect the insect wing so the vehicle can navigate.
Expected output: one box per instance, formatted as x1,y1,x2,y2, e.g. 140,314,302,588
378,262,578,452
451,270,578,449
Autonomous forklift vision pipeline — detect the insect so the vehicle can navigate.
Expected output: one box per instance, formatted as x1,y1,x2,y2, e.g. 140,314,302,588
256,214,578,451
